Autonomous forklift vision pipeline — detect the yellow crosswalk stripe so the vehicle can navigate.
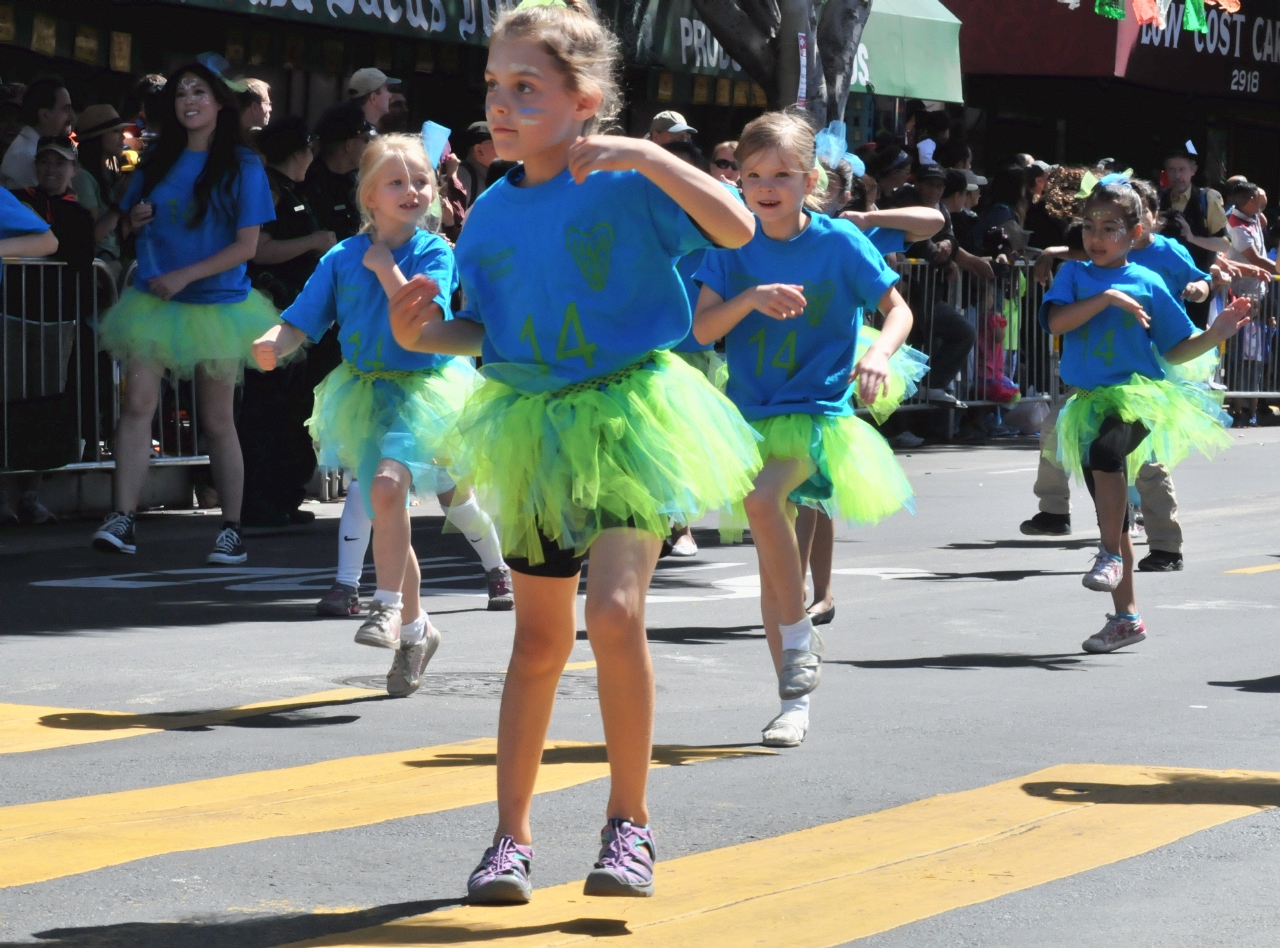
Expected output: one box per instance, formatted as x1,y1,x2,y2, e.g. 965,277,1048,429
0,740,766,889
0,688,378,755
283,763,1280,948
1225,563,1280,574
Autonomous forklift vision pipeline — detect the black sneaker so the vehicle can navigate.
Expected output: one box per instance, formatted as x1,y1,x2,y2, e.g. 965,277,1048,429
1019,512,1071,536
92,511,137,554
207,525,247,565
1138,549,1184,572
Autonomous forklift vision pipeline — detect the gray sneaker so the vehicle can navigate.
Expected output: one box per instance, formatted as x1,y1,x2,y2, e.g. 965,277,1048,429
386,622,441,697
778,626,824,699
354,599,402,649
761,709,809,747
486,565,514,611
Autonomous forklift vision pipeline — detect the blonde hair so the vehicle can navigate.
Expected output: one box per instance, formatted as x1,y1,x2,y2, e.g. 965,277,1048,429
356,133,434,235
735,109,825,210
491,0,622,134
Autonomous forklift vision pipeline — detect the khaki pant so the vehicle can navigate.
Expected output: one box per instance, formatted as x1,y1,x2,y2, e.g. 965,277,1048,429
1034,404,1183,553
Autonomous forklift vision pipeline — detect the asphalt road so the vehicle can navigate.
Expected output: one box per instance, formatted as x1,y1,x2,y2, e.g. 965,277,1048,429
2,426,1279,947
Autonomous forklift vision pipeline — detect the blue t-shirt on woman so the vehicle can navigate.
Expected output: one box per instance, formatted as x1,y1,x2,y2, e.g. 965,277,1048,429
1127,234,1210,300
1039,260,1195,389
696,212,899,420
453,167,711,391
282,230,459,373
122,146,275,305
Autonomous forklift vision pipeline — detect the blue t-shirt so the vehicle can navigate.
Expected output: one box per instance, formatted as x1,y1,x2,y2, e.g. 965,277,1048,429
696,212,899,419
0,187,49,238
1039,260,1195,388
673,249,713,352
454,167,711,391
865,226,906,257
281,230,458,372
123,146,275,305
1128,234,1210,299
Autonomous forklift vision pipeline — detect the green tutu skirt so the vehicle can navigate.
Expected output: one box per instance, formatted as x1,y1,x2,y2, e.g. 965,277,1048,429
723,412,914,540
98,287,280,382
853,327,929,423
448,349,762,565
308,359,477,516
1054,372,1232,484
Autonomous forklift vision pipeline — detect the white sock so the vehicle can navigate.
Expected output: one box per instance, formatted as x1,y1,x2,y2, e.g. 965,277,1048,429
400,612,428,645
780,616,814,652
445,495,505,571
372,589,403,610
335,485,373,588
781,694,810,718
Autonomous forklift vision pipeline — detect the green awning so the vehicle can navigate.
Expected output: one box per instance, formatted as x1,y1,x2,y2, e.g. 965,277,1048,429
636,0,963,103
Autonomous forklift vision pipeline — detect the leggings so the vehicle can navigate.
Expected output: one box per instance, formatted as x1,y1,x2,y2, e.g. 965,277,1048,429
1081,415,1149,532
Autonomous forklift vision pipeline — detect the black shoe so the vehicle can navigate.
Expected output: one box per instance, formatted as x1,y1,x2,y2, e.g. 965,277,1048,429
287,508,316,525
92,511,136,554
1138,549,1183,572
207,525,247,565
1019,512,1071,536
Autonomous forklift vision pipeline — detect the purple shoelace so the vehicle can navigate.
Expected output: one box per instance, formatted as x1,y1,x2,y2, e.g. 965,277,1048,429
594,818,655,880
474,835,531,883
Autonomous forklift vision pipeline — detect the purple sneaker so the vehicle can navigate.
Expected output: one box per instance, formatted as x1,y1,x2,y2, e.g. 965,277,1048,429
1082,548,1124,592
467,835,533,904
583,818,655,897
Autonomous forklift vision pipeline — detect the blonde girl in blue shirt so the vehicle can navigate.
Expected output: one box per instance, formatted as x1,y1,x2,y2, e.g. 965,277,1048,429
1041,178,1250,653
388,0,758,903
252,134,506,699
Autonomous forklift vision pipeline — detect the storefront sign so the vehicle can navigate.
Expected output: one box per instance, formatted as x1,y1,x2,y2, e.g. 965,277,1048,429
1118,0,1280,100
74,25,99,64
30,13,56,55
0,5,14,43
110,31,131,71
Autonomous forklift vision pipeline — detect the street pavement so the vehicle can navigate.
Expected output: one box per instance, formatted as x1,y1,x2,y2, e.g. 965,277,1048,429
2,426,1279,947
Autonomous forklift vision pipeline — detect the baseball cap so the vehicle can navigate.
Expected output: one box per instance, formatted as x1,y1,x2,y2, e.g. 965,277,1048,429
36,135,77,161
347,67,401,98
75,104,129,141
466,120,492,140
650,110,696,135
1030,159,1051,174
963,169,987,188
314,101,373,146
916,165,946,183
942,169,968,198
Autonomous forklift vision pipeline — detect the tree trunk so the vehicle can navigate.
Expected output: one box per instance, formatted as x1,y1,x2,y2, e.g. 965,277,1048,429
817,0,871,123
688,0,778,100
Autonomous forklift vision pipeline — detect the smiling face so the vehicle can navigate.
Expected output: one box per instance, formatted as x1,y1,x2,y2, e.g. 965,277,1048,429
1082,200,1140,268
174,74,220,135
484,36,599,163
35,151,77,195
739,146,819,232
364,150,433,232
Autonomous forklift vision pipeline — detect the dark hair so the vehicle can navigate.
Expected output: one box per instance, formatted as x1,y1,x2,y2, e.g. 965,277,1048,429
923,111,951,136
1164,147,1198,165
1130,178,1159,216
869,148,910,181
123,74,166,122
933,139,970,168
822,156,855,199
662,139,706,172
20,75,67,127
986,165,1029,209
136,62,252,227
842,175,868,213
1083,180,1142,230
255,114,311,165
77,134,115,199
1224,180,1260,205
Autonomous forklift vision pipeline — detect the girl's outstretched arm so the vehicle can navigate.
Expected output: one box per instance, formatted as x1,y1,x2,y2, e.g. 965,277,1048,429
852,286,912,404
252,322,309,372
0,230,58,258
693,282,807,345
389,274,485,356
841,208,945,243
1046,290,1150,334
567,137,755,248
1164,297,1252,364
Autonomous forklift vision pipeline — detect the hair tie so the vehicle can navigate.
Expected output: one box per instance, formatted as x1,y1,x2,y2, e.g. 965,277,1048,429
1099,171,1134,187
196,52,249,93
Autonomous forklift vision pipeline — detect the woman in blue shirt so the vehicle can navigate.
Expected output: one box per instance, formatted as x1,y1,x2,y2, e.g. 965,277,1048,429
1041,178,1250,655
694,111,920,750
91,61,280,565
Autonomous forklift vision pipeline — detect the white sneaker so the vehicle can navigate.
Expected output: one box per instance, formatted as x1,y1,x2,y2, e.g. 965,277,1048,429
670,534,698,557
762,710,809,747
927,387,968,409
889,431,924,448
387,622,441,697
355,599,402,649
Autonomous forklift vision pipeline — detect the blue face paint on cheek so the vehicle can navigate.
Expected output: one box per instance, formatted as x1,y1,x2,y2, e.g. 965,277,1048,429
518,106,546,126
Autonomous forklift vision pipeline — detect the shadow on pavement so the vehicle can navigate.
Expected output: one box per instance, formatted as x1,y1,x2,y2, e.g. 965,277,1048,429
1022,772,1280,807
898,569,1082,582
404,742,770,770
0,898,460,948
943,539,1100,551
37,692,394,733
835,653,1088,672
573,624,764,644
1208,674,1280,693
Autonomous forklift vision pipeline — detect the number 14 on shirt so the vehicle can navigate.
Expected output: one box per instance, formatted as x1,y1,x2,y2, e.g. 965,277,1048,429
520,304,599,370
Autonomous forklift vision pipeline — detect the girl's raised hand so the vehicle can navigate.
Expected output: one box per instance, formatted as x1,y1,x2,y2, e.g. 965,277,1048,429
388,273,442,351
851,348,890,405
750,284,807,321
567,136,654,184
1207,296,1253,341
363,239,395,274
1103,289,1151,328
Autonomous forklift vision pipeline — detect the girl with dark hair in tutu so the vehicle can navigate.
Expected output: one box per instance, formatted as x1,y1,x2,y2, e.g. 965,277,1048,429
92,60,278,563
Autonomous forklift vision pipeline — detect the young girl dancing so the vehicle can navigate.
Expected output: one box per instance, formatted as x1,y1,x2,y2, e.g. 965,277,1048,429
694,111,919,749
1041,178,1250,653
93,61,280,563
387,0,758,902
252,134,506,698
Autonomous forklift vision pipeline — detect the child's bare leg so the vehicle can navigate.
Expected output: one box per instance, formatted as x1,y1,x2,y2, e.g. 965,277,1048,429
809,512,835,610
401,545,421,622
1093,469,1127,558
585,528,662,825
760,568,784,674
743,458,812,628
795,506,817,587
369,459,417,621
496,571,579,845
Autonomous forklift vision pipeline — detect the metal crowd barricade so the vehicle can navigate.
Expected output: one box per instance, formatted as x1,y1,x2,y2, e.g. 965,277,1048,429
875,257,1062,418
1218,276,1280,400
0,257,207,475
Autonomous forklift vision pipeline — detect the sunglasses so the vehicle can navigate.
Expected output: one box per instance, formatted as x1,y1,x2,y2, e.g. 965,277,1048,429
712,158,738,171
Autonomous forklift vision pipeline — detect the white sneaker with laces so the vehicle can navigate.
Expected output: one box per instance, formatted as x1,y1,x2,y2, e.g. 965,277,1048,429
355,599,402,649
387,622,441,697
1082,548,1123,592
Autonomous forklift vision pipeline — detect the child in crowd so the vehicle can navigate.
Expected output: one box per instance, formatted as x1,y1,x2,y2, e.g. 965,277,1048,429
387,0,758,902
694,110,918,748
1040,178,1251,653
252,134,509,697
93,61,280,563
1224,181,1276,424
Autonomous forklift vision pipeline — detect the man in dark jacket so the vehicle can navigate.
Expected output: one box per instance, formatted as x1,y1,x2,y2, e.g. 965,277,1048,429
1160,149,1228,329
